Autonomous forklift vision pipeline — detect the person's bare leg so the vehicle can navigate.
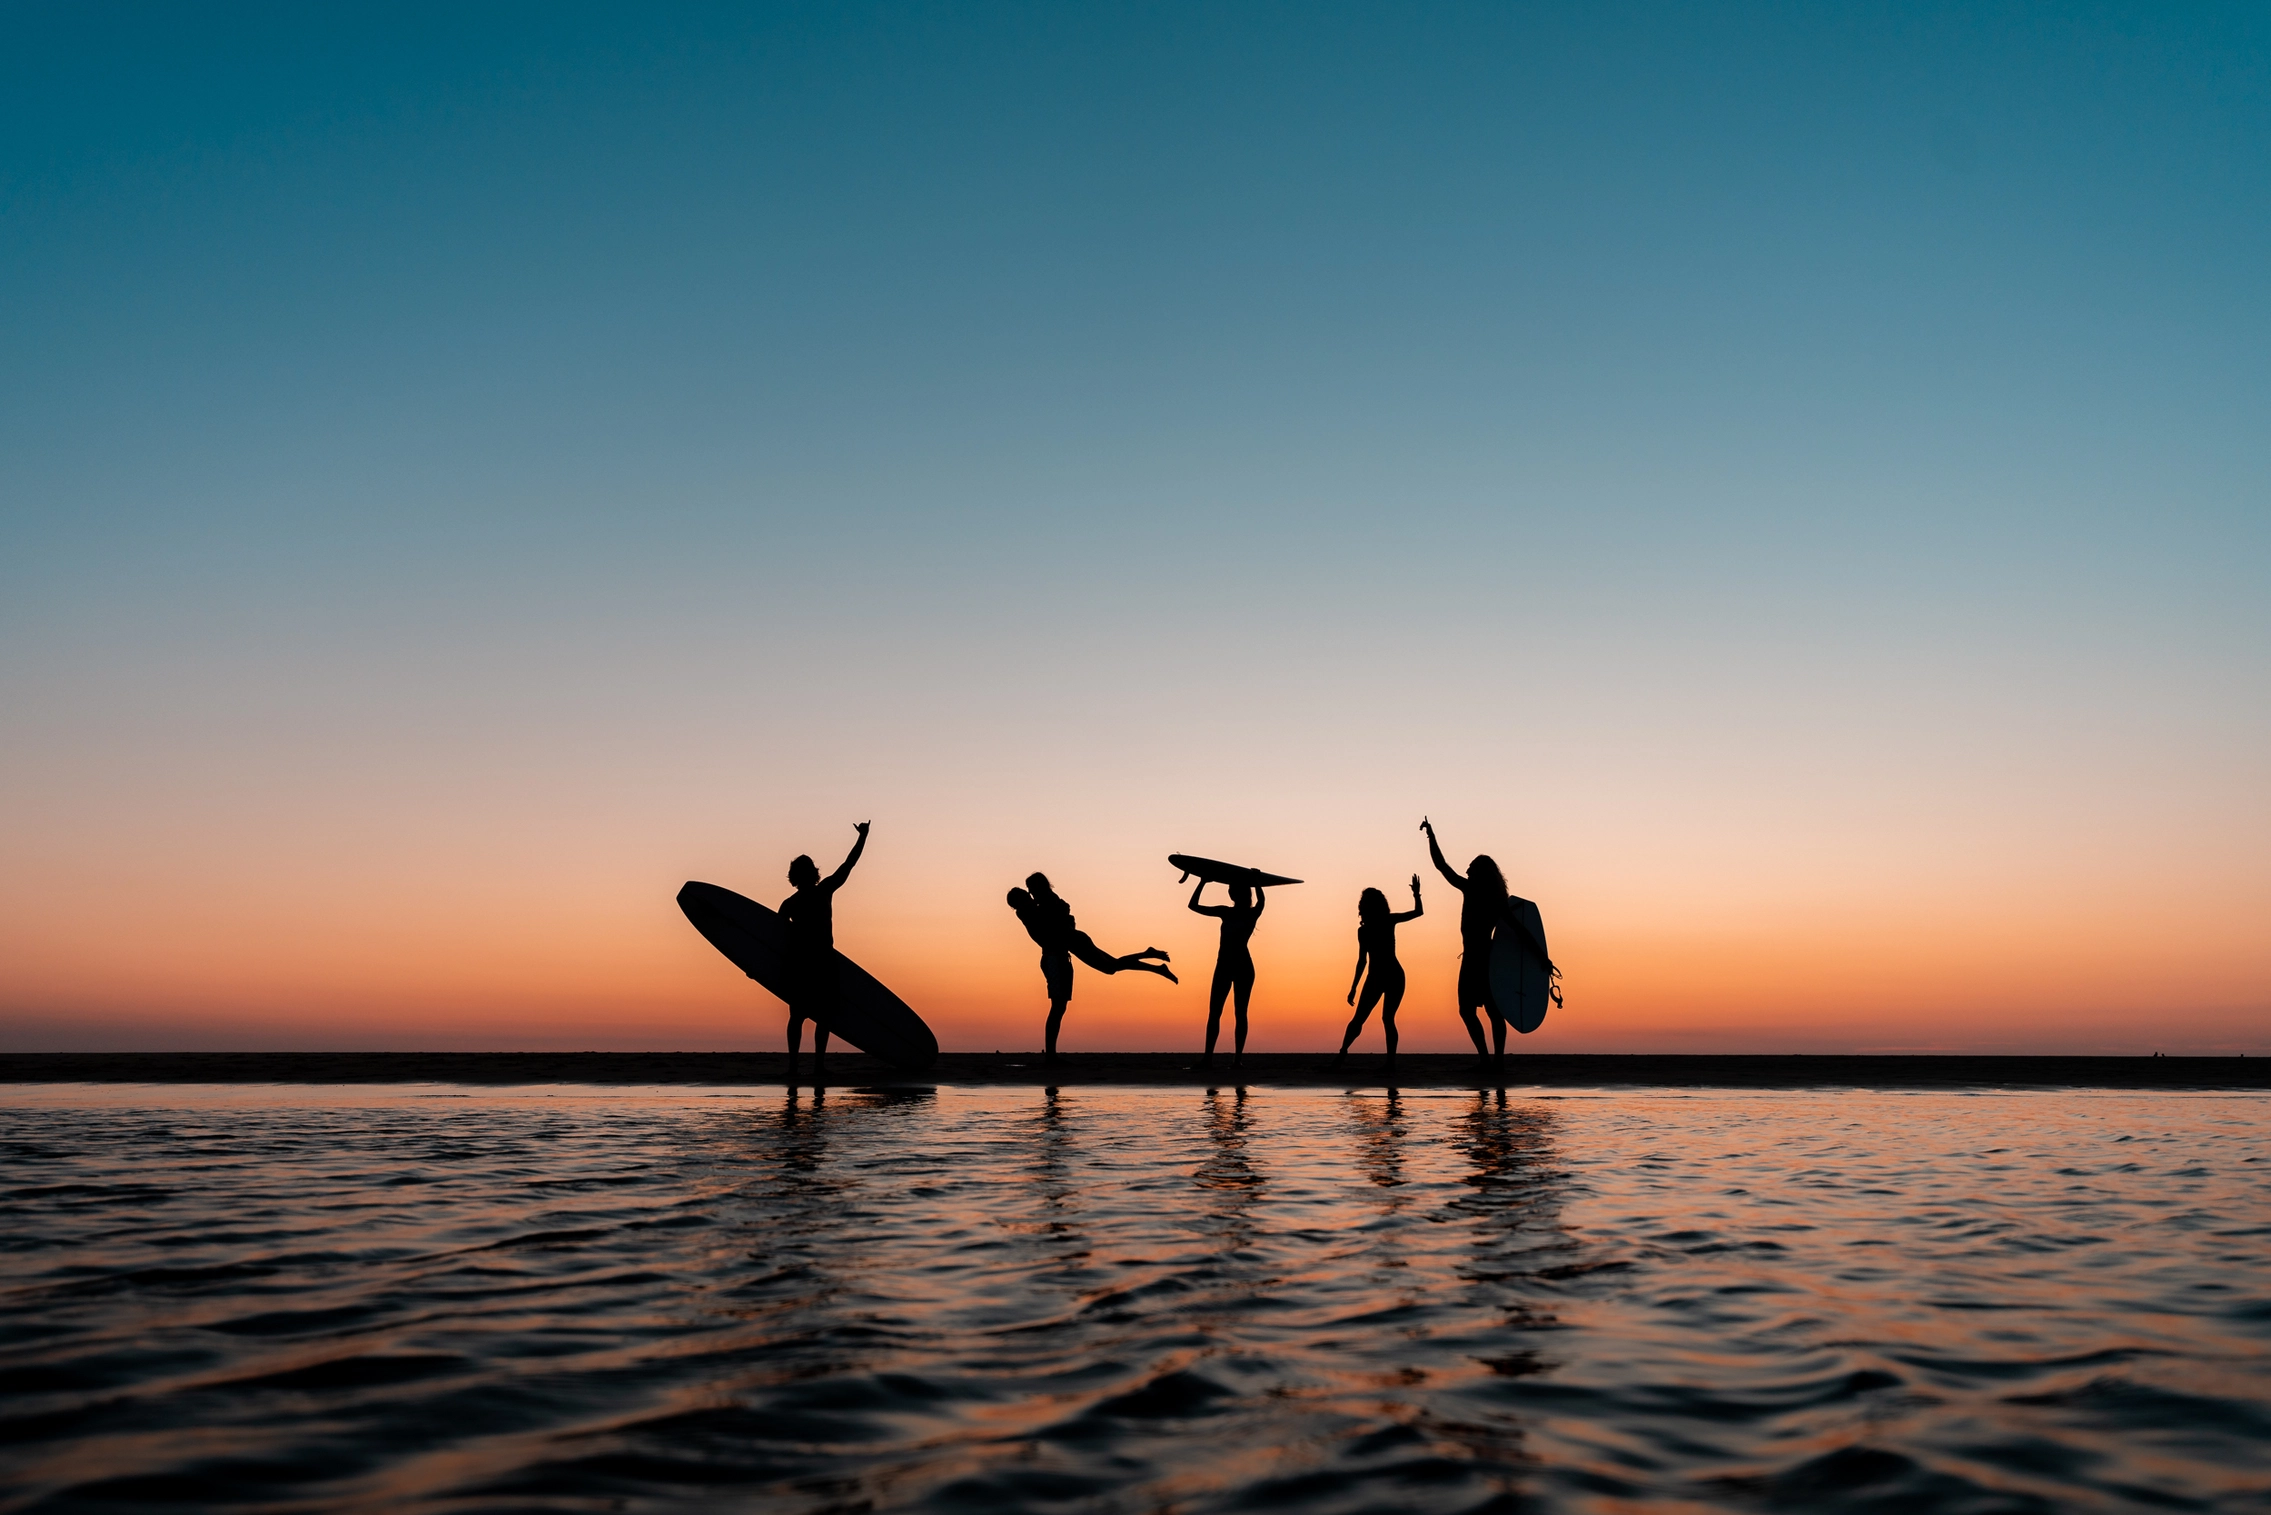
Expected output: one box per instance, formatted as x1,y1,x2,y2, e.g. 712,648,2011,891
1045,997,1068,1058
786,1012,803,1086
1118,955,1178,983
813,1024,830,1085
1231,970,1253,1060
1205,969,1230,1059
1341,979,1382,1054
1458,1003,1489,1057
1382,980,1404,1057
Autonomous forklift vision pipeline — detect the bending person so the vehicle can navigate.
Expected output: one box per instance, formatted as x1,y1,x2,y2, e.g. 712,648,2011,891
779,820,869,1085
1010,872,1175,1059
1423,816,1509,1066
1189,877,1265,1066
1339,874,1423,1058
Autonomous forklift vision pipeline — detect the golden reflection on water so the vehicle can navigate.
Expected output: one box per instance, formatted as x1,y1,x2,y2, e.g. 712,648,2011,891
1,1084,2267,1512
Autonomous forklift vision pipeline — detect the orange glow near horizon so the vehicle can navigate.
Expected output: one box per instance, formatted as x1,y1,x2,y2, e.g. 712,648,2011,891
5,808,2262,1055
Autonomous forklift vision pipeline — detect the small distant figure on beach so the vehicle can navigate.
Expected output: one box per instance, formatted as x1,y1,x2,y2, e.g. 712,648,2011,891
1009,872,1176,1059
1188,876,1267,1066
1339,875,1423,1058
780,821,869,1085
1423,816,1511,1068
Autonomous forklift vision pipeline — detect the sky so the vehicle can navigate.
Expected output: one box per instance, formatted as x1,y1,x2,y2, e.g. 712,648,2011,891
3,2,2266,1055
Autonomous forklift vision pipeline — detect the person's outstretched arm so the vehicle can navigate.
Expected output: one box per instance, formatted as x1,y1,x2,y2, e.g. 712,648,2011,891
823,821,870,892
1188,879,1226,917
1393,874,1424,923
1348,938,1368,1003
1422,818,1466,890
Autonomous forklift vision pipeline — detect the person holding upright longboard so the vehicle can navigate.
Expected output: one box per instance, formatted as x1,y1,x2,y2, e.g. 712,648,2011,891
779,821,869,1085
1189,876,1267,1069
1008,872,1176,1060
1422,816,1512,1070
1338,875,1423,1060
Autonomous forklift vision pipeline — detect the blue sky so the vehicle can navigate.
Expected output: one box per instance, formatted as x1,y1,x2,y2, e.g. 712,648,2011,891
3,3,2265,1050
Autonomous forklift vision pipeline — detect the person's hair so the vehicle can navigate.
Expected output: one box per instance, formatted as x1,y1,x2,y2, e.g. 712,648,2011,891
1358,887,1389,921
788,854,819,885
1025,871,1053,895
1006,887,1030,909
1467,854,1507,911
1229,882,1252,904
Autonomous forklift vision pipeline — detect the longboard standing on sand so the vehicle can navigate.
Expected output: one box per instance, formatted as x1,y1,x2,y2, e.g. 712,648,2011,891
1488,895,1558,1035
677,881,939,1071
1167,854,1303,888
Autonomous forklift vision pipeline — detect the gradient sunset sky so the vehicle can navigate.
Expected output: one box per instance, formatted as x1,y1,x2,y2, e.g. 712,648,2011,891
4,3,2265,1055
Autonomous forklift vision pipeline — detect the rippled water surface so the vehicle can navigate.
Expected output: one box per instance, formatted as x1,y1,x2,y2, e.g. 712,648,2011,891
3,1083,2269,1513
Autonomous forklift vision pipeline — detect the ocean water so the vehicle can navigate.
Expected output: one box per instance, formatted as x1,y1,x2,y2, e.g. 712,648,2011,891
2,1083,2268,1513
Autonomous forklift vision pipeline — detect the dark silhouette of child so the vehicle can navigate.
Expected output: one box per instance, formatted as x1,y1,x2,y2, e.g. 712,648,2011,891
1423,816,1510,1065
1189,878,1266,1065
1009,872,1174,1057
1339,875,1423,1057
779,821,867,1084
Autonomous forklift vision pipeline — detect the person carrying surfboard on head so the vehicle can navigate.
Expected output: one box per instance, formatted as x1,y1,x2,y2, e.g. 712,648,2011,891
779,821,868,1085
1189,876,1266,1069
1422,817,1512,1071
1338,875,1423,1060
1008,873,1175,1060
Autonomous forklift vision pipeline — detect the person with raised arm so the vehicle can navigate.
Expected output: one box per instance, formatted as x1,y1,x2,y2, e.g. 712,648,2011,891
1423,816,1510,1069
1338,874,1423,1060
1008,872,1175,1060
1189,876,1266,1069
779,821,868,1086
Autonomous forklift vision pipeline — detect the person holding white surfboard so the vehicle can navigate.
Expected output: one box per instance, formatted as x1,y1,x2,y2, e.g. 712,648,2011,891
779,821,868,1085
1189,876,1266,1068
1422,817,1513,1070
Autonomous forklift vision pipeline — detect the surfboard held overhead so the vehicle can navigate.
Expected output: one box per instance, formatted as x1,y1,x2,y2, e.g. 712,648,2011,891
1168,854,1302,888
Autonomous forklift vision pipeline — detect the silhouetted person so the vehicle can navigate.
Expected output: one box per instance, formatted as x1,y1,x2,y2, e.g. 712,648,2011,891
1423,816,1509,1068
1189,877,1265,1066
1339,875,1423,1058
780,821,868,1085
1010,871,1175,1058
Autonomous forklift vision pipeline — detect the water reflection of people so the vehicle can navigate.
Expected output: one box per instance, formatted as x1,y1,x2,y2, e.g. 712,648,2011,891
1190,880,1266,1068
779,821,868,1087
1451,1089,1573,1343
1009,872,1177,1060
1195,1085,1261,1253
1339,876,1423,1059
1423,817,1510,1072
1024,1086,1089,1278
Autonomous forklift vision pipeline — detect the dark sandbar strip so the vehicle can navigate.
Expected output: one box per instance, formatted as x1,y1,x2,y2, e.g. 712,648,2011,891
0,1052,2261,1090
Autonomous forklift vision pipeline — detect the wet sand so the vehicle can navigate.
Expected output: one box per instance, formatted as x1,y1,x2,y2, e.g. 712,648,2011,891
0,1051,2260,1088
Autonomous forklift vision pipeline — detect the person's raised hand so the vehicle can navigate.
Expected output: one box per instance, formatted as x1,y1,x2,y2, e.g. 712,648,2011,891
1420,816,1433,833
855,820,871,835
1411,873,1422,894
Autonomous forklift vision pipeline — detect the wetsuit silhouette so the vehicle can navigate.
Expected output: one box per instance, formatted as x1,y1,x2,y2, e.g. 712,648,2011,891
1424,817,1509,1064
1010,873,1174,1057
1190,879,1265,1062
779,821,867,1083
1339,876,1423,1056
